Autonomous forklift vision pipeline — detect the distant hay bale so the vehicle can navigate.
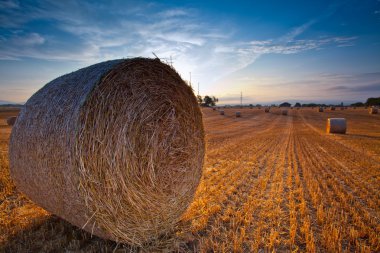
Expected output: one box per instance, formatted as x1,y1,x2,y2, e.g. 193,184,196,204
264,108,270,113
7,116,17,126
282,110,288,115
220,110,225,115
331,106,335,111
326,118,347,134
236,111,241,117
212,107,216,111
369,107,378,114
318,107,324,112
296,107,300,110
9,58,205,246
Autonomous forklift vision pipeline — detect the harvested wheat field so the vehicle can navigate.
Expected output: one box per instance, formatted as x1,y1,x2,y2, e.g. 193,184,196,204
1,107,379,252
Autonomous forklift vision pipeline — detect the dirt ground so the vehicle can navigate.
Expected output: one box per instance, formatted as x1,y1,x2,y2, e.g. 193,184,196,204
1,107,379,252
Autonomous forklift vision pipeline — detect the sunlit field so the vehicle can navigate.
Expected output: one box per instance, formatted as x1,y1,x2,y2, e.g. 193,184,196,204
1,107,379,252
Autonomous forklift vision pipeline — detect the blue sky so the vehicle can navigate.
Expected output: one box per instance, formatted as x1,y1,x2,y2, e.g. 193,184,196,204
0,0,379,105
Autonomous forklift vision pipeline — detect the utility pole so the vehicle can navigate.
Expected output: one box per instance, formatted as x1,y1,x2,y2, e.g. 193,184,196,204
240,91,243,108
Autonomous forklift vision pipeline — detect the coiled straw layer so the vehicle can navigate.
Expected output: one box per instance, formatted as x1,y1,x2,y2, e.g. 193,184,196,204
9,58,205,246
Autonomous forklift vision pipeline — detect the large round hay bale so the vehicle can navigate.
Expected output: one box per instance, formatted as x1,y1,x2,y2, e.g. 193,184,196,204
318,107,324,112
236,111,241,117
7,116,17,126
9,58,205,246
220,110,225,115
264,107,270,113
282,110,288,115
326,118,347,134
331,106,335,111
369,107,378,114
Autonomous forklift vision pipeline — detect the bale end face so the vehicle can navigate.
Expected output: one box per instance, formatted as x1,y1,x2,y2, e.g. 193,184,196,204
264,108,270,113
235,111,241,117
326,118,347,134
318,107,324,112
220,110,225,115
369,108,378,114
9,58,205,246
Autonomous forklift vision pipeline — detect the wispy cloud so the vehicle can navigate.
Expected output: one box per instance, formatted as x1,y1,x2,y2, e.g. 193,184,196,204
0,0,358,87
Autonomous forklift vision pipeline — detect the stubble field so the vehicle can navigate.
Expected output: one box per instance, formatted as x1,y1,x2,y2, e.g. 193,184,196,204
1,107,379,252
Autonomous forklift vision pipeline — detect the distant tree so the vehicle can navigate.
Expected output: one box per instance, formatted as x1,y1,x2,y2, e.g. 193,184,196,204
294,102,301,107
255,104,262,107
202,95,218,107
366,97,380,106
351,102,364,107
279,102,291,107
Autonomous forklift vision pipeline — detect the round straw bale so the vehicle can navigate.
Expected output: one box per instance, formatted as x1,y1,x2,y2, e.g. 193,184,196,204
7,116,17,126
9,58,205,246
264,107,270,113
236,111,241,117
318,107,324,112
212,107,216,111
369,107,378,114
331,106,335,111
220,110,225,115
326,118,347,134
282,110,288,115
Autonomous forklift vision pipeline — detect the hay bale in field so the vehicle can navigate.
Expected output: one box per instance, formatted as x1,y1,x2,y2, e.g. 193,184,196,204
220,110,225,115
326,118,347,134
212,107,216,111
331,106,335,111
9,58,205,246
236,111,241,117
7,116,17,126
264,107,270,113
318,107,324,112
282,110,288,115
369,107,378,114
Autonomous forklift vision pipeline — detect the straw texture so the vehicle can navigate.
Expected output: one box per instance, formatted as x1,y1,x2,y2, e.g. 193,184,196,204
9,58,205,246
326,118,347,134
7,116,17,126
